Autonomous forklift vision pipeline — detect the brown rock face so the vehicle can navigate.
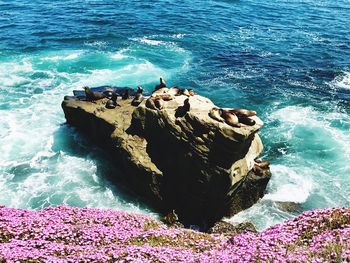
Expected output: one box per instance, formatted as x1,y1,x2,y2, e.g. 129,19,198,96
61,90,271,229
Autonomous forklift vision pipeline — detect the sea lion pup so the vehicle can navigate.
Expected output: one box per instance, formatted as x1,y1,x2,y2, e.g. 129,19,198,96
163,210,179,225
168,86,180,96
104,89,119,104
254,159,270,168
105,99,117,109
181,88,190,97
145,97,157,110
111,92,119,104
152,87,169,95
154,97,164,110
154,93,174,101
84,86,106,101
131,86,144,106
209,108,225,123
188,89,195,96
238,116,256,126
229,108,257,117
221,110,241,128
154,77,167,91
145,97,164,110
122,89,130,100
103,89,114,99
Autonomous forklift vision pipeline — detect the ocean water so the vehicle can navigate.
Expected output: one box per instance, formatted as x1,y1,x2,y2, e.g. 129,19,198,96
0,0,349,230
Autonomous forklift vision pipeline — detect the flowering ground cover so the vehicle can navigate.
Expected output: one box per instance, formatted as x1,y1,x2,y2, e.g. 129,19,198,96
0,206,349,262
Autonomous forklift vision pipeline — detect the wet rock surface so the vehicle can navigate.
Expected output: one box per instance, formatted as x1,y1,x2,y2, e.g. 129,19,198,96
61,86,271,229
275,201,303,213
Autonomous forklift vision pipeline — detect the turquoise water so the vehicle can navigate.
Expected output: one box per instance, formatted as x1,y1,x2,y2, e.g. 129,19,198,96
0,0,349,230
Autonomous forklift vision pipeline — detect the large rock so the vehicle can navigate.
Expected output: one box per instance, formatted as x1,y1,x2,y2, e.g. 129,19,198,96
61,89,271,229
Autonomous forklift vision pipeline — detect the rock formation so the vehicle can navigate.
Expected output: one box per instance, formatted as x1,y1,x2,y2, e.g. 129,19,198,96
61,86,271,229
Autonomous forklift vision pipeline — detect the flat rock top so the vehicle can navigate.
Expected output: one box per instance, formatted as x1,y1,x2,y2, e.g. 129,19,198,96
64,97,135,132
64,94,263,138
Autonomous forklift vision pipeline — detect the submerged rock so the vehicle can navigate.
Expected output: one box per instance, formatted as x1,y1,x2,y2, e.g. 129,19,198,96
275,201,303,213
61,87,271,228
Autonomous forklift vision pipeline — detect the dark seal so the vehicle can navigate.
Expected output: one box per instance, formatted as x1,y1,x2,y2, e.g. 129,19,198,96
84,86,106,101
131,86,144,106
154,77,167,91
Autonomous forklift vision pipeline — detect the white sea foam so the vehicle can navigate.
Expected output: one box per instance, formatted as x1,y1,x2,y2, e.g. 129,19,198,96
132,36,185,53
268,105,350,157
171,33,186,39
41,51,82,61
260,51,273,57
111,50,129,60
76,60,167,87
0,60,33,87
225,199,293,231
226,104,350,230
225,164,313,230
84,41,108,48
330,71,350,90
0,49,188,217
135,38,164,46
264,165,313,203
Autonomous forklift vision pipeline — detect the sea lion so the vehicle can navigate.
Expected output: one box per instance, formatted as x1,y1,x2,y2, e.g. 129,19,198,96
105,99,117,109
154,77,166,91
168,86,180,96
229,108,256,117
182,89,190,97
136,86,143,94
221,110,241,127
122,89,130,100
175,98,190,118
152,87,169,96
253,164,268,176
254,159,270,168
188,89,195,96
131,86,144,106
238,116,256,126
84,86,106,101
154,97,164,110
111,92,119,103
183,98,190,111
145,97,157,110
103,90,114,99
154,93,174,101
209,108,225,123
